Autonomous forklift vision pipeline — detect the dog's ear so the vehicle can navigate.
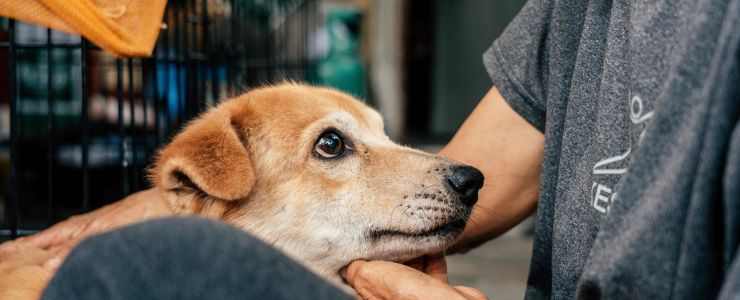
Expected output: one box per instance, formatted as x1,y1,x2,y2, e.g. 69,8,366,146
151,110,254,201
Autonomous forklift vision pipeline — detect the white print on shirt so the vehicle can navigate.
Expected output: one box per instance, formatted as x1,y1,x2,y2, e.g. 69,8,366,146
590,93,653,214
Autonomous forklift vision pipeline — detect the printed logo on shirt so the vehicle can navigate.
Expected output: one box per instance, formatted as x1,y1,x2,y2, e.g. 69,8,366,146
590,92,653,214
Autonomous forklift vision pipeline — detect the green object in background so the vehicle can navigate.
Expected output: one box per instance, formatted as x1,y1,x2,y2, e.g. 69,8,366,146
318,9,367,100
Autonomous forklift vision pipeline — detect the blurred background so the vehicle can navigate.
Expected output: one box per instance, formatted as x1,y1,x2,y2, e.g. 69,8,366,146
0,0,530,298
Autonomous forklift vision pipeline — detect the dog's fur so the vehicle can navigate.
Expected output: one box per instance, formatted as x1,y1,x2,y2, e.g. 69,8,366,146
0,83,482,296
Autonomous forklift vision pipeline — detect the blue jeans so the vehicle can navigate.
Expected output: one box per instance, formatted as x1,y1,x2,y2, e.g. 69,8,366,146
42,217,352,299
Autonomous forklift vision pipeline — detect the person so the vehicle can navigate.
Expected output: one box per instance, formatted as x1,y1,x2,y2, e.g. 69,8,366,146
2,0,739,299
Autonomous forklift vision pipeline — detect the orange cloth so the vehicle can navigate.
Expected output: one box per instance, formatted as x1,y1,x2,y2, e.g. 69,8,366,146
1,0,167,57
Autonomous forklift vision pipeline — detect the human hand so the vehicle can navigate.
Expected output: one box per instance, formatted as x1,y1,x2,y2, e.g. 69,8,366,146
0,246,56,299
340,253,487,300
0,188,174,264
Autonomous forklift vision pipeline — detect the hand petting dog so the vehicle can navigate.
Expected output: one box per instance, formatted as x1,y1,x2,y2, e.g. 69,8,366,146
0,246,56,299
0,188,174,265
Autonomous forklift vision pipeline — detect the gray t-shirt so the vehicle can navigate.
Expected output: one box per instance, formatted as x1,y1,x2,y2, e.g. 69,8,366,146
483,0,739,299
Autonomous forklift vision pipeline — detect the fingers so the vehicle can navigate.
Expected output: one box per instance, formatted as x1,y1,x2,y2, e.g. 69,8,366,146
452,286,489,300
18,227,70,251
401,252,448,283
0,247,55,300
0,240,21,259
0,235,50,258
1,189,166,256
340,260,471,300
341,260,400,299
0,235,77,274
0,237,51,259
423,252,448,283
47,240,77,262
339,259,365,287
0,216,86,256
0,246,54,267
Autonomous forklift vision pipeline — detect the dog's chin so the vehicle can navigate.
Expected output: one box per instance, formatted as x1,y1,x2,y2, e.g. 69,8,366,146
364,218,468,262
368,218,467,241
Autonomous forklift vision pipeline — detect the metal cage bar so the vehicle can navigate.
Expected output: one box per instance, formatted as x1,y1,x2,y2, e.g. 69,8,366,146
45,28,54,223
8,19,19,238
80,39,90,212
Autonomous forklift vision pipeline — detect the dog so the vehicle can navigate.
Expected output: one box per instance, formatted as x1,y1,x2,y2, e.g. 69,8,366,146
0,83,484,297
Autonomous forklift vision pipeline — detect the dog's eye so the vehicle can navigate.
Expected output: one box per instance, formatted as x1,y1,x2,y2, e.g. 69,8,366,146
315,132,345,158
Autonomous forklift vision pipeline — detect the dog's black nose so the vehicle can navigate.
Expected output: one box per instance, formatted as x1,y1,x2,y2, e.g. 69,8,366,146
446,166,484,207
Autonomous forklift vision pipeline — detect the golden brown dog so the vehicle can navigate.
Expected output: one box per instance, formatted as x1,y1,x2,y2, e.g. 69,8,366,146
0,83,484,297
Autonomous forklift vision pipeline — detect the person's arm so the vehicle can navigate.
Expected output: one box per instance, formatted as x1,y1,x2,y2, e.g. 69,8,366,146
342,86,544,298
440,86,543,253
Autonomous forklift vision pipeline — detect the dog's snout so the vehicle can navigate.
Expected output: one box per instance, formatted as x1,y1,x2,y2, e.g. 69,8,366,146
446,166,484,207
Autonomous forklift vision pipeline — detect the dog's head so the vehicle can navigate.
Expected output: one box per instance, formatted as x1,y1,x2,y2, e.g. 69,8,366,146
151,83,483,279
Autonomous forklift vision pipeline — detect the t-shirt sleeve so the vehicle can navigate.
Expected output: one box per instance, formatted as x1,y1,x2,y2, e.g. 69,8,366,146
483,0,552,132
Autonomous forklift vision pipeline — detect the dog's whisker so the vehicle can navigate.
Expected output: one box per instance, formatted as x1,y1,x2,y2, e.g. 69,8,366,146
385,203,404,232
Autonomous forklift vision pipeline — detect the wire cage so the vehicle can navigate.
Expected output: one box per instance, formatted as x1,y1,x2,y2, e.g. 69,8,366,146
0,0,321,241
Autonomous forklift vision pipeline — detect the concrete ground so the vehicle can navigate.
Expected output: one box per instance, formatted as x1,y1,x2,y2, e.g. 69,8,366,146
447,230,533,299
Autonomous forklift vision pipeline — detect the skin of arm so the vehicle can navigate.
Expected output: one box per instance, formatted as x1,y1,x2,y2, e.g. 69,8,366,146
440,86,544,253
341,86,545,299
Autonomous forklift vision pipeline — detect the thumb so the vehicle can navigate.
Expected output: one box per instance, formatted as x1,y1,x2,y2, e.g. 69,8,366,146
339,260,367,286
340,260,467,300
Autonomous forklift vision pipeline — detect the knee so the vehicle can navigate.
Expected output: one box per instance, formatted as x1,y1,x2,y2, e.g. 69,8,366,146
71,216,257,259
45,217,261,298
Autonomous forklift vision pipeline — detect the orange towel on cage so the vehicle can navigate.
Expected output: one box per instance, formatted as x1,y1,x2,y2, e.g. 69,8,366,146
1,0,167,57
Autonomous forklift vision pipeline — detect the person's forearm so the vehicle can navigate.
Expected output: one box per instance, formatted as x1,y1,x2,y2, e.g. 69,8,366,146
438,87,543,254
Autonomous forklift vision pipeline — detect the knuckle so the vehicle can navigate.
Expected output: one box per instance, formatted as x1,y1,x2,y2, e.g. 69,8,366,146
80,221,94,234
346,262,375,287
88,220,100,230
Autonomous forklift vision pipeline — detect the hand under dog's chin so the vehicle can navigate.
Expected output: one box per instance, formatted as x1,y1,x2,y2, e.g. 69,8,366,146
309,225,464,290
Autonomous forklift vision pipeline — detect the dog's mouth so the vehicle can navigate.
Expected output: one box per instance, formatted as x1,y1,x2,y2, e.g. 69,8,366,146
367,218,467,241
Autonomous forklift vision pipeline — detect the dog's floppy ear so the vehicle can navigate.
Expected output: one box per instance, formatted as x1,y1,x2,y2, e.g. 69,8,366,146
151,110,254,201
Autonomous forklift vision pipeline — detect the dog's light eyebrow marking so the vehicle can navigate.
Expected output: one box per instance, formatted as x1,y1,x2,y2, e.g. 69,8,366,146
335,94,345,116
332,95,364,128
333,116,350,126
